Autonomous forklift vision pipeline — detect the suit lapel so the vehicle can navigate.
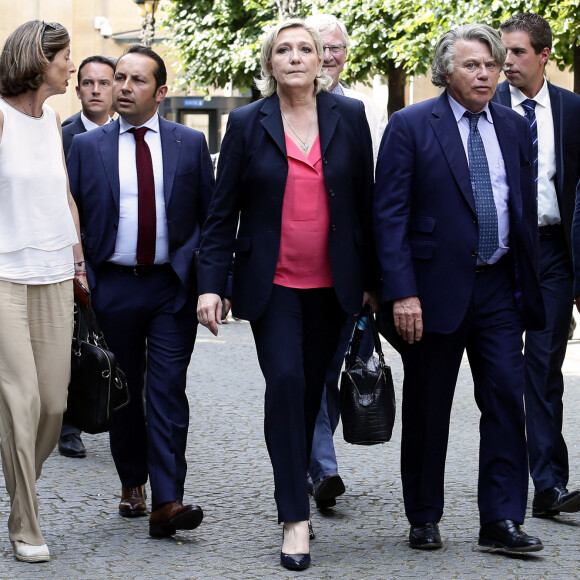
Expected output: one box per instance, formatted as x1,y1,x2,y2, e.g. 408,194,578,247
98,120,121,211
160,117,180,206
494,81,512,107
430,93,476,214
73,117,86,136
317,91,339,158
260,94,286,157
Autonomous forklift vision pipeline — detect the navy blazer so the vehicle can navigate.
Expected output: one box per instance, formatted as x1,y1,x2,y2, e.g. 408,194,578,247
374,91,545,333
62,112,86,158
197,91,376,321
494,80,580,257
67,116,215,311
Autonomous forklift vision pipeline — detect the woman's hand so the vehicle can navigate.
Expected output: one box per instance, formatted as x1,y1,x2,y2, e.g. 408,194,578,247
197,293,223,336
362,290,380,313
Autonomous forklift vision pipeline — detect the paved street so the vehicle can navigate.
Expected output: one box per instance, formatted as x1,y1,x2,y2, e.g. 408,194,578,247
1,318,580,579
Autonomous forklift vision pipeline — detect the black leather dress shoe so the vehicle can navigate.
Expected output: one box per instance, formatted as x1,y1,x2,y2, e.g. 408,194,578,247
477,519,543,554
58,433,86,458
532,486,580,517
313,474,345,509
409,522,442,549
149,501,203,537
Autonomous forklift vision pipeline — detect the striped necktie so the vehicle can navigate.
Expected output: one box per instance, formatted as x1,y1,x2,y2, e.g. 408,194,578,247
521,99,538,195
464,111,498,263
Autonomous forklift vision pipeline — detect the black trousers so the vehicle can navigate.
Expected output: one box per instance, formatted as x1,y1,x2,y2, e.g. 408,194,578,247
400,257,528,526
524,230,574,492
250,284,346,523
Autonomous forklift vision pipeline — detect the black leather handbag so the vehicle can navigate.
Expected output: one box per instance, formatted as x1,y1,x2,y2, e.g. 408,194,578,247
340,306,396,445
64,288,130,434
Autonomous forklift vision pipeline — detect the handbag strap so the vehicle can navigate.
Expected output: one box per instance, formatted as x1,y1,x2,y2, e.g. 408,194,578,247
345,305,387,368
73,295,109,350
365,305,388,370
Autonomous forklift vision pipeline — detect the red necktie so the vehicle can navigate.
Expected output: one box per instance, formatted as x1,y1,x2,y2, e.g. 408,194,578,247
129,127,156,264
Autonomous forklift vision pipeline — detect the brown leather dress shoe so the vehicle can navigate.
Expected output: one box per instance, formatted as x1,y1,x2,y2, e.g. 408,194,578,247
119,485,147,518
149,501,204,538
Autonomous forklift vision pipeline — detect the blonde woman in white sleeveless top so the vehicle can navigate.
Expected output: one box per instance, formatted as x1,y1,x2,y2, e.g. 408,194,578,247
0,20,85,563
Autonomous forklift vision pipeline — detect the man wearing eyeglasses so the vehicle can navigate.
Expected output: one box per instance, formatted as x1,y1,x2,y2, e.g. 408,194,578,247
304,14,387,514
308,14,387,163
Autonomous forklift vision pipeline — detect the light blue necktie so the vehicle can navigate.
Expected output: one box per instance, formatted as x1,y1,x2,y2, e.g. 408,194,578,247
464,111,498,263
521,99,538,195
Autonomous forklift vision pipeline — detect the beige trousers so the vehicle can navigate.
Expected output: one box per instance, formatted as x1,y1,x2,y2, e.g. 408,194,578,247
0,280,73,545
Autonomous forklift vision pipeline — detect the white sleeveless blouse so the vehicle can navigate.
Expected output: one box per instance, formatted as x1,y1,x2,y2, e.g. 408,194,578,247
0,99,77,284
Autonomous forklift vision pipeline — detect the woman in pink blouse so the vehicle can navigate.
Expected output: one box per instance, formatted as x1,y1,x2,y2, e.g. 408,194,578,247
197,18,377,571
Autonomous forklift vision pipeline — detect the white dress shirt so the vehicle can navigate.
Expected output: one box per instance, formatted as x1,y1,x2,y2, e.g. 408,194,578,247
80,111,113,132
109,113,169,265
509,79,559,226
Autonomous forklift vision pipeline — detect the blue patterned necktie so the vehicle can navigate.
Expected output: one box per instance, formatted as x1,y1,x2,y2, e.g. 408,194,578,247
464,111,498,263
521,98,538,195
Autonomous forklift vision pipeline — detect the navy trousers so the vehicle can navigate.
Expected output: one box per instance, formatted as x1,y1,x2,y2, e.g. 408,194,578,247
309,316,374,483
91,265,197,510
524,231,574,493
400,258,529,526
250,285,346,523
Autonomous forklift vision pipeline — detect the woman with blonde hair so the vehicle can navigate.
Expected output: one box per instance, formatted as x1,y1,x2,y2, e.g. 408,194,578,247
0,20,84,563
197,18,377,570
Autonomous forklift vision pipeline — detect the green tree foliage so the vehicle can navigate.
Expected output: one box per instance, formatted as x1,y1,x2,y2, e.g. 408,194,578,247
164,0,314,96
163,0,579,104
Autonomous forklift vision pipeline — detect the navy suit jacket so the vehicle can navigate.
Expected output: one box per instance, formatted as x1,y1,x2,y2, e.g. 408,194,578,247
61,111,80,127
197,91,376,321
494,80,580,258
62,112,86,158
67,116,215,311
374,91,545,334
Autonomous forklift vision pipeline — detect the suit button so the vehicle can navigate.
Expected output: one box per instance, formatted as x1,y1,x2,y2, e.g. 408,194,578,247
329,189,335,197
323,157,328,165
471,250,478,257
330,224,336,232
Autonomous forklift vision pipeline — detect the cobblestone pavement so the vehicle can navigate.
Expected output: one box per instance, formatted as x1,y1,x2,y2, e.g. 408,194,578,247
1,318,580,579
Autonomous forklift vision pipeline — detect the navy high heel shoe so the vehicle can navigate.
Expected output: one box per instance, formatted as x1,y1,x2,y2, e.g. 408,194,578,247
280,551,311,570
281,524,311,570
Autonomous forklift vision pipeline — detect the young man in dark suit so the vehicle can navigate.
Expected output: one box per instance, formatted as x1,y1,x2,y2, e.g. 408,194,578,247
58,55,116,459
62,56,115,157
494,12,580,519
67,45,214,538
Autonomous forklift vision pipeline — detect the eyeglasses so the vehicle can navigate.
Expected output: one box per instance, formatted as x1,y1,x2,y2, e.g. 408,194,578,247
322,44,346,56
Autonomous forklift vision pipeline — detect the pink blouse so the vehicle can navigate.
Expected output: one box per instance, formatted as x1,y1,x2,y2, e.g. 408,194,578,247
274,134,333,288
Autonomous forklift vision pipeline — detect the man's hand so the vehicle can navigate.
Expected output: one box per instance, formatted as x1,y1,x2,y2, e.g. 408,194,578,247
197,293,223,336
393,296,423,344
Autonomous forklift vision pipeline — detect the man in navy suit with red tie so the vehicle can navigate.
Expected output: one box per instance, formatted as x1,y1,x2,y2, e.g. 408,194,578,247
374,24,545,554
493,12,580,520
67,45,214,538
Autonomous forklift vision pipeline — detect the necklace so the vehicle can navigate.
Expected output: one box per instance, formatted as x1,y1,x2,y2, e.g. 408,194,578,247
280,103,317,151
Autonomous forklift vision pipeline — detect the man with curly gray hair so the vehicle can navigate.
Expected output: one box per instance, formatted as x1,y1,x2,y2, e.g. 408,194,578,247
374,23,544,555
